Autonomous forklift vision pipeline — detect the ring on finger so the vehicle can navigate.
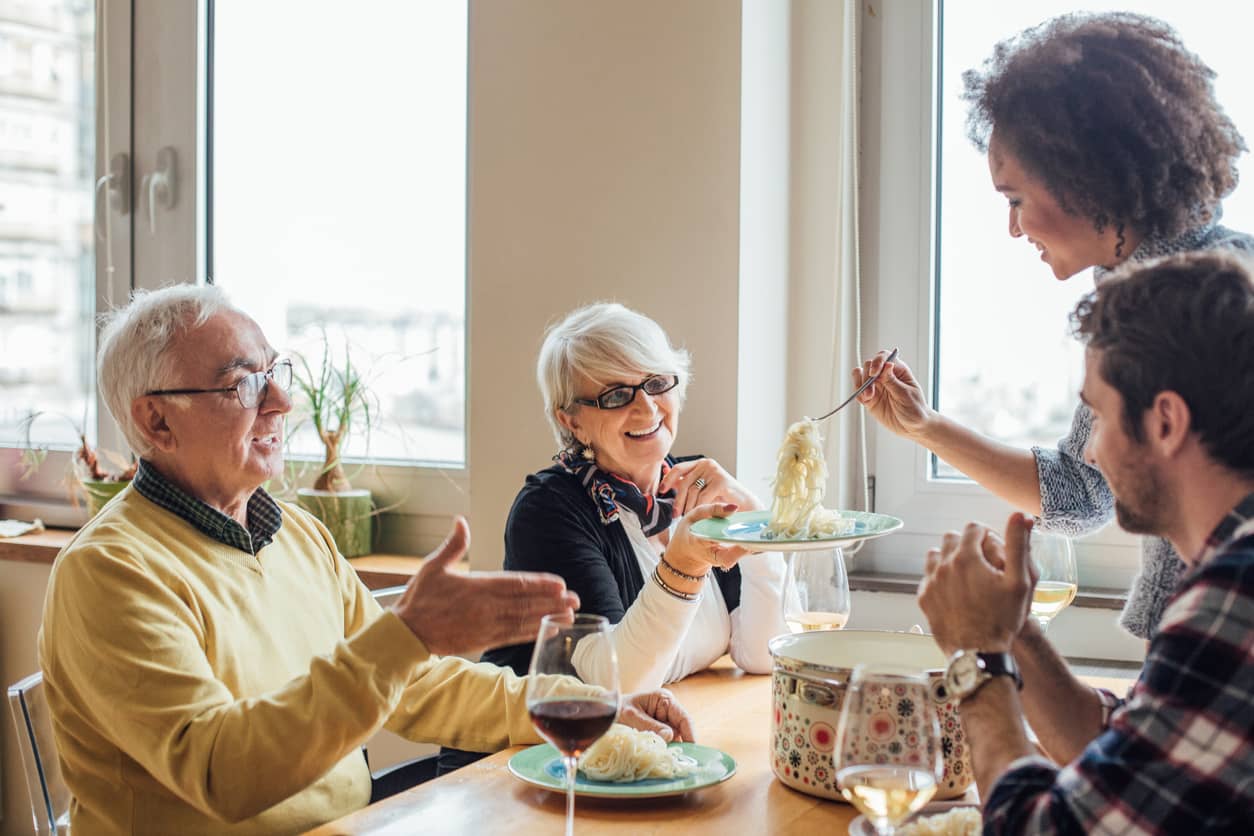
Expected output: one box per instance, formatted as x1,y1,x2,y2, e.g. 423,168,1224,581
693,477,708,490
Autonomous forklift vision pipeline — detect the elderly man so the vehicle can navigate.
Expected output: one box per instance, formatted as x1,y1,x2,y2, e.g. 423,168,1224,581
918,250,1254,832
38,285,693,836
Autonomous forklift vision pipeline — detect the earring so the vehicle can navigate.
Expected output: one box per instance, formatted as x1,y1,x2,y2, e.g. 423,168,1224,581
581,444,595,461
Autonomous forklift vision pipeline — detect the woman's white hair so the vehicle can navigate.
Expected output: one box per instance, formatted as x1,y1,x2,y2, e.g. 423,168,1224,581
538,302,691,451
97,284,234,457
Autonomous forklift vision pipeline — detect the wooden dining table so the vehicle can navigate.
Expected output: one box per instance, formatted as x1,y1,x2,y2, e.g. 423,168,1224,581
304,657,1135,836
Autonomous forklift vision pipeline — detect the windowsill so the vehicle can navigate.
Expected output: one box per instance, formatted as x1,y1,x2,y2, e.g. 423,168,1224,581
0,528,459,590
0,527,72,564
849,570,1128,611
2,535,1126,606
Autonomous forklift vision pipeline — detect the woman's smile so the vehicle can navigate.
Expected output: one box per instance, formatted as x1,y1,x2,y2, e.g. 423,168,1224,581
626,420,662,439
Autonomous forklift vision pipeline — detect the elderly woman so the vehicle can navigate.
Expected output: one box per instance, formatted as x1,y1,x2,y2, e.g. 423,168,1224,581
482,302,787,690
855,12,1252,640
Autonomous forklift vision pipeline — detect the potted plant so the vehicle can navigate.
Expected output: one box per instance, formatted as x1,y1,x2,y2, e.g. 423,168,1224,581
19,410,136,516
290,339,376,557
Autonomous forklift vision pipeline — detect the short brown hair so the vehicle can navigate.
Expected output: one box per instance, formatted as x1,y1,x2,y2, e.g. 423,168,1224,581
964,13,1245,242
1071,251,1254,477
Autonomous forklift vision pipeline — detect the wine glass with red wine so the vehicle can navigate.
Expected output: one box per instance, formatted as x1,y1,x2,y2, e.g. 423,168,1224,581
526,613,620,836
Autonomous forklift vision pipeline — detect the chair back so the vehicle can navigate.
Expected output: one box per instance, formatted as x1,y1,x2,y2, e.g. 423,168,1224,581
8,672,72,835
371,584,407,609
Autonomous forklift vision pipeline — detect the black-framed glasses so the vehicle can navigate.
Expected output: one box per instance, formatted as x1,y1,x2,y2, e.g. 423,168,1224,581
572,374,679,410
145,360,293,409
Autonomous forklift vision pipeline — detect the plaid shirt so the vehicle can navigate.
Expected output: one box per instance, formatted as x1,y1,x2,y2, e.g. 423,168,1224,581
984,492,1254,834
132,459,283,554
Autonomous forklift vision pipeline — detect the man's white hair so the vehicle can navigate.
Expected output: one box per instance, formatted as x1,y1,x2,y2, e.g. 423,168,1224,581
98,284,234,457
537,302,691,451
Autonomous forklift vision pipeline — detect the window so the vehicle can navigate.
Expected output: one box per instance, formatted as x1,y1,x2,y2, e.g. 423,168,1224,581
862,1,1254,586
0,2,97,455
2,2,469,528
209,1,468,467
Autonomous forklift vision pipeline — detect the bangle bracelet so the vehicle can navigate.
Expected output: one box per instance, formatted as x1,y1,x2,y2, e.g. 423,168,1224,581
651,568,702,602
659,554,708,583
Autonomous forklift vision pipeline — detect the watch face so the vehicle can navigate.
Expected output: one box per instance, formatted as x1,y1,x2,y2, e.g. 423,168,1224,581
945,653,983,697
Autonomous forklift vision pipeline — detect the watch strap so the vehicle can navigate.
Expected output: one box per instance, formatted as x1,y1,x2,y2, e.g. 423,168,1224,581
976,651,1023,691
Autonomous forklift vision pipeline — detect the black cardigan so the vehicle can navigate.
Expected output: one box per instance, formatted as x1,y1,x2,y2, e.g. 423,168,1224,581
481,462,743,676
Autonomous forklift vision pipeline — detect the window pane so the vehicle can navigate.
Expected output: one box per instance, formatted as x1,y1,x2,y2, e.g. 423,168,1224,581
936,1,1254,479
0,2,96,450
211,1,467,466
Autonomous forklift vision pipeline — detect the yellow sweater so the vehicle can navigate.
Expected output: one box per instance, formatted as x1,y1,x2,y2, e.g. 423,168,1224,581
38,486,563,836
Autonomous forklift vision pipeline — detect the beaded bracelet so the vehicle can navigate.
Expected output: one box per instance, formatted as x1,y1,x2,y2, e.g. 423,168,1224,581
651,568,702,602
659,554,709,583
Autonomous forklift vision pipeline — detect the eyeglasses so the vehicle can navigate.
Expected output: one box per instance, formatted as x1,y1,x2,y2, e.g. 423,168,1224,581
572,374,679,410
145,360,293,409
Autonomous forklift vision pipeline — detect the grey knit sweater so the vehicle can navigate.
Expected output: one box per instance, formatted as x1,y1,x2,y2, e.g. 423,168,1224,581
1032,220,1253,639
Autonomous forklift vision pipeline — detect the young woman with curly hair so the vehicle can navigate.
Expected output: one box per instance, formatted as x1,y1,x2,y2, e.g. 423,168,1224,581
853,12,1252,640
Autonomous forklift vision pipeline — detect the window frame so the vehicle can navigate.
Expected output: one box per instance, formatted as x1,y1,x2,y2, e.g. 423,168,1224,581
161,0,470,534
0,0,134,527
1,0,469,540
856,0,1139,590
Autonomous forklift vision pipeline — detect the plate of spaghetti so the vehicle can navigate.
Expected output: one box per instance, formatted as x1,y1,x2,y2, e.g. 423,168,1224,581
508,724,736,798
690,419,902,552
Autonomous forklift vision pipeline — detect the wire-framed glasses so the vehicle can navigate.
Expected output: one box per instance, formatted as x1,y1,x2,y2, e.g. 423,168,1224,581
572,374,679,410
145,360,293,409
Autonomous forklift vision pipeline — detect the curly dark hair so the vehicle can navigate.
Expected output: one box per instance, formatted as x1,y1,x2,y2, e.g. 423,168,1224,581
1071,250,1254,478
963,12,1246,242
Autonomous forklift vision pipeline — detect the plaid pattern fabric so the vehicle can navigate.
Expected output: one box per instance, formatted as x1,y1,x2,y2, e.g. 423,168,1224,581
984,493,1254,834
132,459,283,555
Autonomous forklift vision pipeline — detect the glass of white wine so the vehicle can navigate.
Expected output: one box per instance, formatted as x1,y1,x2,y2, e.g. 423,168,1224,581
1029,530,1077,631
783,548,851,632
835,664,943,835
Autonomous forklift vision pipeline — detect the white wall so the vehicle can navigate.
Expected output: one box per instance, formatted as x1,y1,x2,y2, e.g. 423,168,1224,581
737,0,792,500
467,0,751,567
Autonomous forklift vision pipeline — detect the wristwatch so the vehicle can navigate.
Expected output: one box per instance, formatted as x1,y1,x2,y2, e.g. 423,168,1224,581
944,649,1022,704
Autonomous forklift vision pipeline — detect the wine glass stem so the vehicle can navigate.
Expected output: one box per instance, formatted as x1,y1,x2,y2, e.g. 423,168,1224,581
564,754,577,836
1035,615,1050,631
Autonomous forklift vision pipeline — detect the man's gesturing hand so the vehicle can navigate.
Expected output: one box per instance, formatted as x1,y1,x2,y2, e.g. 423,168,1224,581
917,513,1037,656
619,690,696,743
391,516,580,657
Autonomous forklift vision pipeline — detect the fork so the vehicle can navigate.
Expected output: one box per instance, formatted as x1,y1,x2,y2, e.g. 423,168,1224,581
807,348,900,422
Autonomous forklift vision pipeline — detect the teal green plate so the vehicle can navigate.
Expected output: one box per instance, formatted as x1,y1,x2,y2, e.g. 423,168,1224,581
689,509,904,552
507,742,736,798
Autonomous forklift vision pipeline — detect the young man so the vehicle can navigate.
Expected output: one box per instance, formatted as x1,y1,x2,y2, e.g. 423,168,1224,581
918,250,1254,832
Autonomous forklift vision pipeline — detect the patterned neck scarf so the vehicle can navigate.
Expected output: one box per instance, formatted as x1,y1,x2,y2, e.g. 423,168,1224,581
555,448,677,537
1094,217,1220,284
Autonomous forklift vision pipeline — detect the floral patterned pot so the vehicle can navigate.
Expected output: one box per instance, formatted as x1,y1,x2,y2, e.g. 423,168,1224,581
768,630,971,801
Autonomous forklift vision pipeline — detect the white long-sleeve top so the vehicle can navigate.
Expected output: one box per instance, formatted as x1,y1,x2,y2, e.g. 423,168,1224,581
572,508,788,693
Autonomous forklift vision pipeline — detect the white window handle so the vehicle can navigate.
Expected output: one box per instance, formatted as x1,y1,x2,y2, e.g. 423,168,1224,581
141,146,178,234
94,152,130,241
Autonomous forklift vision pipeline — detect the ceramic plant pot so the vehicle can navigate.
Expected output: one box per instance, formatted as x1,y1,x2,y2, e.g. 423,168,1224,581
297,488,374,557
81,479,129,517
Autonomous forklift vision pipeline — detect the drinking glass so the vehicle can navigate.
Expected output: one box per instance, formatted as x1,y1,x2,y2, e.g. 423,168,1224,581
835,664,943,835
783,548,851,632
1029,530,1077,630
526,614,620,836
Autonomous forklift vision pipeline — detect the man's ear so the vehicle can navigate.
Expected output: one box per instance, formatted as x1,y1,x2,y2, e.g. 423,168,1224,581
131,396,176,453
1145,391,1191,457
